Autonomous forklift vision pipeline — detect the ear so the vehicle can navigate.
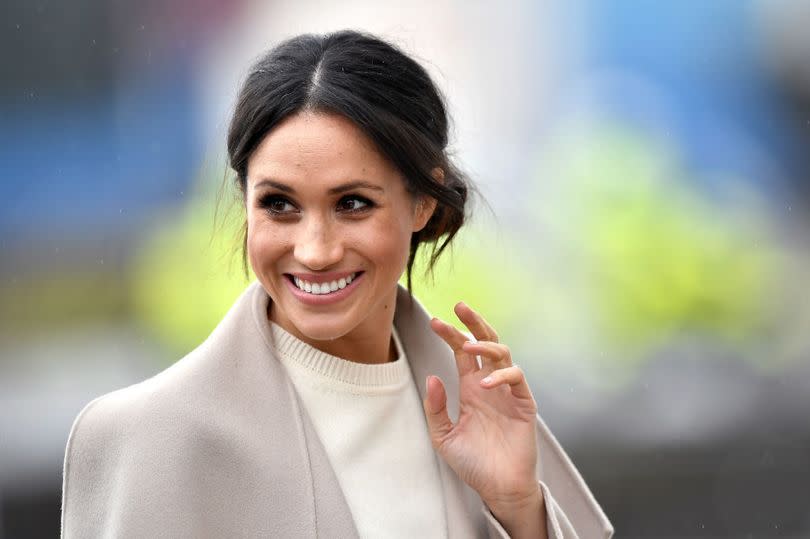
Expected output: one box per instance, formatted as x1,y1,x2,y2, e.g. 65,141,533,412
412,167,444,232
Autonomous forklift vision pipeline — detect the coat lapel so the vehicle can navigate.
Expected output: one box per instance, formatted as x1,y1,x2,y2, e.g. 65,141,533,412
394,287,485,539
248,283,360,538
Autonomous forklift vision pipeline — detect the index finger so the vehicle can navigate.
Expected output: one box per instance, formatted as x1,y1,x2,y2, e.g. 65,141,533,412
429,317,468,351
453,302,499,343
429,317,479,376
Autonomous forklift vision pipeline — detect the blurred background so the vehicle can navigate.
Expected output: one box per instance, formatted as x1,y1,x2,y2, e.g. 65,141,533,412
2,0,809,537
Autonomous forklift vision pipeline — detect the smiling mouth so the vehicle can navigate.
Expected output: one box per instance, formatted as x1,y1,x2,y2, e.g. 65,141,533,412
286,272,362,295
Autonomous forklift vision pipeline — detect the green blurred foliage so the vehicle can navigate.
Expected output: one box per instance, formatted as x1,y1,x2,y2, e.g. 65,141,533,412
0,271,129,333
129,177,251,359
532,127,781,362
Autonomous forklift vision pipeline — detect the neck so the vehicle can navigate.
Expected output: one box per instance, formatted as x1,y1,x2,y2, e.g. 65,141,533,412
267,288,398,365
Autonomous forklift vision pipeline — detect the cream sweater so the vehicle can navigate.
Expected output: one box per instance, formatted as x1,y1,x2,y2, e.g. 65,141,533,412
271,322,448,538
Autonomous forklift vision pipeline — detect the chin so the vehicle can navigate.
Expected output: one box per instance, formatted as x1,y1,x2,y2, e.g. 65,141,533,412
287,312,357,342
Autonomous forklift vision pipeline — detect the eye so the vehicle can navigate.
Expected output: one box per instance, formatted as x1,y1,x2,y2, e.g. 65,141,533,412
259,194,298,215
337,195,373,213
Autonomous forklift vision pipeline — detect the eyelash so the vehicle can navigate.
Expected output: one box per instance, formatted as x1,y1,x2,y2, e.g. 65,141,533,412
258,194,375,216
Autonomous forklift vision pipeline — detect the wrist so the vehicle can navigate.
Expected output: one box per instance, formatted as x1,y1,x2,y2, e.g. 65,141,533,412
485,484,544,516
485,485,547,539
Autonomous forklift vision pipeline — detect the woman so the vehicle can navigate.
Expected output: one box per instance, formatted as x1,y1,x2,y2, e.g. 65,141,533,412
61,30,613,538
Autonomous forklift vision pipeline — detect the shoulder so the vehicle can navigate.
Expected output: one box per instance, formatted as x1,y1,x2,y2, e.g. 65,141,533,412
60,282,304,535
62,349,207,481
63,280,283,454
62,302,264,460
66,280,274,436
60,375,180,535
62,280,290,470
61,339,260,533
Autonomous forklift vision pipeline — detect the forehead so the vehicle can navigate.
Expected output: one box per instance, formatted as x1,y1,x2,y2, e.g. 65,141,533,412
246,111,399,187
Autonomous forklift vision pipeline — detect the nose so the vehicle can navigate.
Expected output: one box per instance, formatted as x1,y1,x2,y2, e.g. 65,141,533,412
293,215,344,270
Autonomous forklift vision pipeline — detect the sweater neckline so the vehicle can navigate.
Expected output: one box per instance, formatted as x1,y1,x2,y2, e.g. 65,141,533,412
269,321,411,388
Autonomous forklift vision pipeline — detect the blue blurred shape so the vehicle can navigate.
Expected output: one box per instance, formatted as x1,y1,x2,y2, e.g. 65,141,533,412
0,63,198,240
579,0,800,195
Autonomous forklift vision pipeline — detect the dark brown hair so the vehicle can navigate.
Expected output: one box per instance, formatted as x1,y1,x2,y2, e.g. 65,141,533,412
226,30,470,289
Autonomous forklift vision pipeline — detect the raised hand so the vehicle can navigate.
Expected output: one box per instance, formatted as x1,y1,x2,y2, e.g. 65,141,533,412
423,302,546,539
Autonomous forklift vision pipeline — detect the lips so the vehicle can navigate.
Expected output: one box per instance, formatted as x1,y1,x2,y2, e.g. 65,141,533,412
283,271,365,305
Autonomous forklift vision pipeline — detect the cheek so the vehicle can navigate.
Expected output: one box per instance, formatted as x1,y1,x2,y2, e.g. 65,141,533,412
246,216,288,273
360,211,414,273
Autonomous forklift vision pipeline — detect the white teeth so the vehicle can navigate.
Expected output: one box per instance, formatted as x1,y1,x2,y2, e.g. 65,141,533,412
293,273,357,295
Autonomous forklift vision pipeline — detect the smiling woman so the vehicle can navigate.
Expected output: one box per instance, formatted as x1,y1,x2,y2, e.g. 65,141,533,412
245,113,433,359
60,30,613,539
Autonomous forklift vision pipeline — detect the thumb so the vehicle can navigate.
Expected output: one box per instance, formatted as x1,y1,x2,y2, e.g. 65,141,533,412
423,375,453,449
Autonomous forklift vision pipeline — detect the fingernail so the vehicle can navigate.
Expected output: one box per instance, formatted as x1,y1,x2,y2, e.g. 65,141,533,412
481,376,492,385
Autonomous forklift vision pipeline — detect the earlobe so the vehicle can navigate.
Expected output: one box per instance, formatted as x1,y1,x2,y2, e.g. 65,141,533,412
412,167,444,232
413,195,438,232
431,167,445,184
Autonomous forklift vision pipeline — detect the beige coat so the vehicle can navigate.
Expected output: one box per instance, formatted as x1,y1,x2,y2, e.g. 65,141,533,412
61,282,613,538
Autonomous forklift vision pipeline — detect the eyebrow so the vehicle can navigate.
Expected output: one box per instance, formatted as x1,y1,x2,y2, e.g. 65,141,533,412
253,179,384,195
